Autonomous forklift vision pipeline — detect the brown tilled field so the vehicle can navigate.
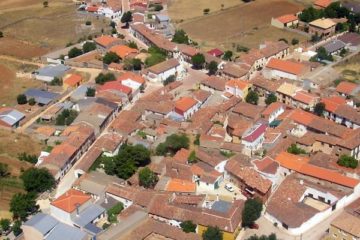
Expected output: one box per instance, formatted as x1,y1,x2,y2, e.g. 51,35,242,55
0,59,42,106
175,0,308,50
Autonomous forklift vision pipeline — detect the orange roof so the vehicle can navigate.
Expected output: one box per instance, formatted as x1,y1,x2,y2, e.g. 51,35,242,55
262,102,284,116
275,151,310,171
266,58,305,76
173,148,191,164
314,0,332,8
51,189,91,213
336,81,358,95
175,97,198,112
293,91,318,105
276,14,298,24
117,71,145,84
165,178,196,193
275,151,359,188
36,126,56,137
109,45,138,59
225,79,250,90
64,74,82,87
288,109,315,125
94,35,119,48
51,143,77,156
321,96,347,113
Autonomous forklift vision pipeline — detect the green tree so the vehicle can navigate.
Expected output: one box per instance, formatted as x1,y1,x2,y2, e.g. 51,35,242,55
132,58,142,71
28,98,36,106
107,202,123,223
180,220,196,233
202,226,223,240
139,167,158,188
291,38,299,45
68,47,83,58
152,4,163,11
245,90,259,105
55,109,78,126
172,29,190,44
337,155,358,169
128,41,138,49
287,144,307,155
121,11,133,24
103,52,120,64
12,220,22,236
21,168,55,193
156,134,190,156
188,150,197,164
10,192,39,220
17,94,27,105
0,219,10,232
86,87,96,97
315,47,333,61
207,61,218,75
0,31,3,38
163,75,176,86
0,163,9,178
314,102,325,116
82,41,97,53
18,152,37,164
50,77,62,86
299,7,324,22
242,199,263,227
192,53,205,69
265,93,277,105
223,50,233,60
95,72,116,85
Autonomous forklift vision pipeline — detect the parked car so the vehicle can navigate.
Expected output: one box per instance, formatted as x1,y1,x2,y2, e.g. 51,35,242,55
249,223,259,229
225,183,235,192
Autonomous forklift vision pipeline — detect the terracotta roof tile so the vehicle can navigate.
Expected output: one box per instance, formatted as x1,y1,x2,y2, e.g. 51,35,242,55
276,14,298,23
51,189,91,213
266,58,305,76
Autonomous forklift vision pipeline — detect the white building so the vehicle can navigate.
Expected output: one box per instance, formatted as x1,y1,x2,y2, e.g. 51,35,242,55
144,58,184,83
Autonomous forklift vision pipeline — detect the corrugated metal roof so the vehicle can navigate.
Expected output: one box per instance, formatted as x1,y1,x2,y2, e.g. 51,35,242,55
45,222,87,240
24,213,58,235
37,64,70,78
24,89,60,105
72,204,105,227
323,40,346,54
0,109,25,126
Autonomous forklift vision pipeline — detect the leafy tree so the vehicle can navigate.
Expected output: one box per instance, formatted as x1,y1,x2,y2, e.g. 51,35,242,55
156,134,190,156
132,58,142,70
349,20,356,32
43,1,48,7
18,153,38,164
314,102,325,116
139,167,158,188
242,199,263,227
336,22,348,33
128,41,138,49
28,98,36,106
50,77,62,86
107,202,123,223
265,93,277,105
55,109,78,126
188,150,197,164
82,41,97,53
246,234,277,240
163,75,176,86
207,61,218,75
299,7,324,22
191,53,205,69
121,11,133,23
0,219,10,232
0,163,9,178
95,72,116,85
337,155,358,169
86,87,96,97
315,47,333,61
202,226,223,240
203,8,210,15
103,52,120,65
68,47,83,58
180,220,196,233
245,90,259,105
291,38,299,45
85,21,92,26
152,4,163,11
12,220,22,236
0,31,3,38
223,50,233,60
172,30,190,44
287,144,307,155
17,94,27,105
10,192,39,220
21,168,55,193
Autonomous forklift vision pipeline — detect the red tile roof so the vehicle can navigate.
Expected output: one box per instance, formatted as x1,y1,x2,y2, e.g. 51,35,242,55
336,81,358,95
86,5,99,12
175,97,198,112
225,79,250,90
243,123,267,142
207,48,224,57
262,102,284,116
292,91,319,104
94,35,119,48
51,189,91,213
64,74,82,87
321,96,347,113
117,71,145,84
266,58,305,76
276,14,298,24
109,45,138,59
99,81,132,95
314,0,332,8
165,178,196,193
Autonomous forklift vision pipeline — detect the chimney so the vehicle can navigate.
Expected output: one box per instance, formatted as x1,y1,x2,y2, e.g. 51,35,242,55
75,203,81,217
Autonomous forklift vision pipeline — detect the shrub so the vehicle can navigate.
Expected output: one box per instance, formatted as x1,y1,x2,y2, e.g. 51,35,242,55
50,77,63,86
265,93,277,105
163,75,176,86
156,134,190,156
86,87,96,97
0,31,3,38
203,8,210,15
242,198,263,227
18,152,38,164
337,155,358,169
107,202,124,223
82,41,96,53
245,90,259,105
180,220,196,233
103,52,120,65
17,94,27,105
139,167,158,188
85,21,92,26
188,150,197,164
68,47,83,58
55,109,78,126
95,72,116,85
291,38,299,45
287,144,307,155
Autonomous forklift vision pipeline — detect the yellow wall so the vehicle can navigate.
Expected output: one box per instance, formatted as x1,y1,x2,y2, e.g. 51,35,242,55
329,225,354,240
197,225,241,240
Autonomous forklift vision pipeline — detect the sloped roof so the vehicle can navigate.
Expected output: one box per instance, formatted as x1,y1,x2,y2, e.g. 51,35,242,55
276,14,298,23
266,58,305,76
51,189,91,213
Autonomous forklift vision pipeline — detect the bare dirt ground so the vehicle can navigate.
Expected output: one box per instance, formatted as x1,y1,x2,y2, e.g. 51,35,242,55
170,0,307,50
0,59,42,106
334,53,360,82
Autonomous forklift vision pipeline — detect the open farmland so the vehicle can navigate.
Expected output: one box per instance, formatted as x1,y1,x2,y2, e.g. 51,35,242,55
0,129,44,218
0,59,42,106
0,0,112,58
173,0,308,50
